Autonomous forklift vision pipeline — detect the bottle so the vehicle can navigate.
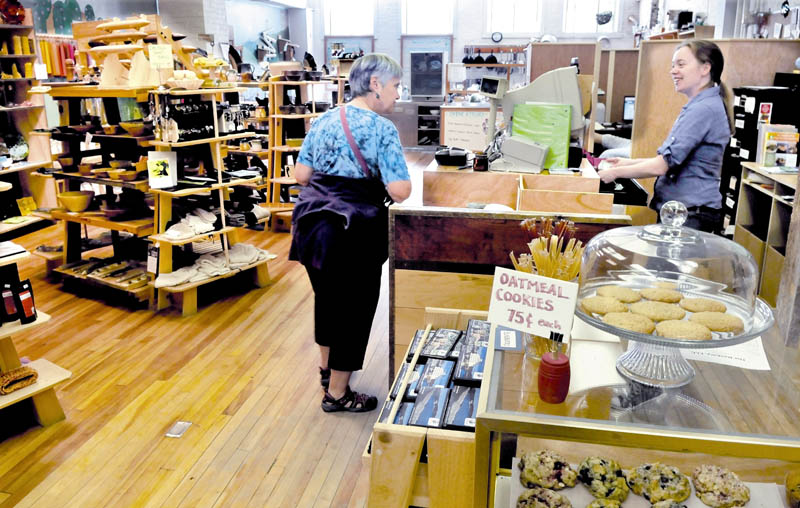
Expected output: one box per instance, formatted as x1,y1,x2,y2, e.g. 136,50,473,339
2,283,19,322
15,280,37,325
537,351,570,403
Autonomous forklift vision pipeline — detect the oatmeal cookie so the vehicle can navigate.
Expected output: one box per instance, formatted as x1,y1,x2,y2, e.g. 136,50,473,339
640,288,683,303
578,457,629,502
603,312,655,334
516,487,572,508
624,463,690,503
692,464,750,508
580,296,627,316
597,285,641,303
679,297,727,313
586,500,620,508
518,450,578,490
689,312,744,334
630,301,686,322
656,320,713,341
655,281,678,289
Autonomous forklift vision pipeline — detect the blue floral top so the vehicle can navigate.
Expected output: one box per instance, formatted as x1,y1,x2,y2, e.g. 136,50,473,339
297,105,409,185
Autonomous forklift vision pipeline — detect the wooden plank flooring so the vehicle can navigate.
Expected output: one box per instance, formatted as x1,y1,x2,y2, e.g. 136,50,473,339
0,151,433,508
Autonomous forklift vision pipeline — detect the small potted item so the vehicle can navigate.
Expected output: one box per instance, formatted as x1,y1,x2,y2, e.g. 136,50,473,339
278,104,294,114
283,69,304,81
78,163,95,175
14,279,37,325
304,70,323,81
537,332,570,404
57,156,76,172
57,190,95,212
103,125,118,135
109,160,130,169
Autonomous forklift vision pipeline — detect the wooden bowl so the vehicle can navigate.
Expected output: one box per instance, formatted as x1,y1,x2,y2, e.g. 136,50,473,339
119,121,146,137
116,170,141,181
78,163,94,175
109,160,130,169
102,125,118,135
58,191,94,212
92,168,110,178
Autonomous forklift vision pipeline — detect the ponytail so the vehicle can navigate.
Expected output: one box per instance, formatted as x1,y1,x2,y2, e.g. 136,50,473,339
718,81,734,134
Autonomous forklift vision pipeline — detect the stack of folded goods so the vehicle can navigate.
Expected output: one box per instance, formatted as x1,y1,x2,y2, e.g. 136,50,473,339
154,243,276,288
163,209,219,241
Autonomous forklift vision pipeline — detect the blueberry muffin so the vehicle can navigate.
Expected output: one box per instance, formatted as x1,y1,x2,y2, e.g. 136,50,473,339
786,469,800,508
692,464,750,508
516,486,572,508
519,450,578,490
625,463,690,503
585,500,620,508
578,457,629,502
651,502,688,508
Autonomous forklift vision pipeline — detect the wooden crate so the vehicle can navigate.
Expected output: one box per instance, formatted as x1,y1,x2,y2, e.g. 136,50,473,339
367,308,487,508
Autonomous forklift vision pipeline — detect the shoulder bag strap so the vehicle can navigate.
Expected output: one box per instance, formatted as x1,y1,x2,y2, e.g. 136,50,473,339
340,106,372,178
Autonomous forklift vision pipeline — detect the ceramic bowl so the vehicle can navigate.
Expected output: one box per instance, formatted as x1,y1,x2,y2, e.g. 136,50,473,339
119,121,146,137
102,125,118,135
58,191,94,212
109,160,130,169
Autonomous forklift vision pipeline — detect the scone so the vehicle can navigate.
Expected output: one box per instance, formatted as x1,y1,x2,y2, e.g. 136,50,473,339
679,297,726,313
580,296,627,315
689,312,744,333
578,456,629,502
518,450,578,490
624,463,690,503
516,486,572,508
597,285,641,303
640,288,683,303
586,500,620,508
786,469,800,508
656,320,713,341
603,312,655,334
630,301,686,322
692,464,750,508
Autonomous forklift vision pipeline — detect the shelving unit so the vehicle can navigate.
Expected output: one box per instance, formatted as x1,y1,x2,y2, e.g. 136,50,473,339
0,12,56,228
266,78,335,216
0,251,71,427
446,45,528,95
150,88,271,316
416,105,441,147
733,161,797,306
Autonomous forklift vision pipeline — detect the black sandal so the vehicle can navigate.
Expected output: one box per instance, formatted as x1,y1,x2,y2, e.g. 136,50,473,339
321,386,378,413
319,367,330,389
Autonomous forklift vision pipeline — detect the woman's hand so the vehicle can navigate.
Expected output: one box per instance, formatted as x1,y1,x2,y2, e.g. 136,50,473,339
597,167,617,183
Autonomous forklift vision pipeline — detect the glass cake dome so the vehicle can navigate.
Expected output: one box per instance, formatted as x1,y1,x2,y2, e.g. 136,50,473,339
575,201,774,387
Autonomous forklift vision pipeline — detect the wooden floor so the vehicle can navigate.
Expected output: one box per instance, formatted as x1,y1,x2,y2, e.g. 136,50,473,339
0,152,433,508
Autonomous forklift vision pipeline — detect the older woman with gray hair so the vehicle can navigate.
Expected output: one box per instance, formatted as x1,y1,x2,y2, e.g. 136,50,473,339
290,53,411,413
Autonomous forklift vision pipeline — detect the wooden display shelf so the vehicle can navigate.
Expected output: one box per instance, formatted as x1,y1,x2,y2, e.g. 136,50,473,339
0,105,43,112
150,226,236,246
271,145,301,152
0,311,51,341
0,78,35,83
0,160,51,174
50,131,154,147
243,117,269,124
272,113,323,119
0,54,36,59
0,216,44,236
0,24,34,30
149,132,250,148
54,265,151,301
149,176,259,197
0,358,71,412
463,63,524,68
151,87,246,96
271,80,334,86
47,85,154,101
159,257,270,294
50,210,154,237
0,250,29,268
741,161,797,190
743,180,775,198
52,171,150,191
226,147,270,157
259,203,294,213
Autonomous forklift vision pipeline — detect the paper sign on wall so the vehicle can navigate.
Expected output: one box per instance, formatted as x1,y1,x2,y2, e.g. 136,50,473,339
488,267,579,340
149,44,173,69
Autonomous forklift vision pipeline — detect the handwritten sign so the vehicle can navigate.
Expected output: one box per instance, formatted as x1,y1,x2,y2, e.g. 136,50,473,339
488,267,579,339
149,44,173,69
680,337,771,370
442,109,504,152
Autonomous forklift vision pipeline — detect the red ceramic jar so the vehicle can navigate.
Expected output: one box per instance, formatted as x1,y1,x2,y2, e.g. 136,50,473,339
538,352,570,404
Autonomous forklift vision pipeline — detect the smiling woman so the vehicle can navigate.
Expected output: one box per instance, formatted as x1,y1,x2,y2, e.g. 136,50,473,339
596,40,733,233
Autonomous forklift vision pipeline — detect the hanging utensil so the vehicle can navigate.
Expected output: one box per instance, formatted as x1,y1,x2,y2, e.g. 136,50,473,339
473,48,484,67
485,49,497,64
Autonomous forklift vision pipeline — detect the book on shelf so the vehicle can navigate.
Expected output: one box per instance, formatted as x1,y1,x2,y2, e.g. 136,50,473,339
0,241,26,259
755,124,798,172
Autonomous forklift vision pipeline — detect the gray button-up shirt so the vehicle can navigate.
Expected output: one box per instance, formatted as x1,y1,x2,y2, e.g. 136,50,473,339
652,86,731,212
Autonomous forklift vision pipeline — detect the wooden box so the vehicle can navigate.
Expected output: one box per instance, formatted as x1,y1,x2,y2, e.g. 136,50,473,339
367,308,485,508
759,245,784,307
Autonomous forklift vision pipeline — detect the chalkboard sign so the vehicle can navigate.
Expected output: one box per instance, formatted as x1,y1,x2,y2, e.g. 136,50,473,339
442,109,504,152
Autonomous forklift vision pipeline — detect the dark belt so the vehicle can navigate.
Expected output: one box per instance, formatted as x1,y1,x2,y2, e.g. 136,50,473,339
686,205,720,213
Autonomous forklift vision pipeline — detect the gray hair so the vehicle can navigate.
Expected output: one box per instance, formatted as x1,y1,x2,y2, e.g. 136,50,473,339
348,53,402,97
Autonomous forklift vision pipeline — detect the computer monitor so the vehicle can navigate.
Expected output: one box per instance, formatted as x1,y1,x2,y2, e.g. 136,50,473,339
623,96,635,122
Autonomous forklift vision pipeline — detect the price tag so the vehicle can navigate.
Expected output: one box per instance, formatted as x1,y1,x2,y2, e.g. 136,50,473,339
734,119,744,129
495,327,523,351
34,63,48,80
147,245,158,274
739,148,750,159
488,266,579,340
427,417,440,427
744,96,756,114
149,44,174,69
464,418,476,427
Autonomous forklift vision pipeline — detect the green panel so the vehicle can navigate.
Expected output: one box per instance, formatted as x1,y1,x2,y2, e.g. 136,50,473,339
511,103,572,169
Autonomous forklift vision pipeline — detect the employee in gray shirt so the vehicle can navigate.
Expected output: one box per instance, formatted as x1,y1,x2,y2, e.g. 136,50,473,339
597,40,733,233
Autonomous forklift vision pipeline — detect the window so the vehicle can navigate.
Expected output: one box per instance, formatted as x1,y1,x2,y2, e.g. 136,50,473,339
486,0,542,35
324,0,374,36
562,0,619,34
402,0,454,34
